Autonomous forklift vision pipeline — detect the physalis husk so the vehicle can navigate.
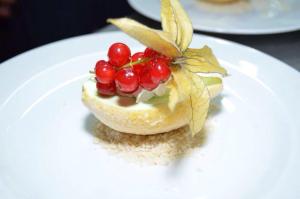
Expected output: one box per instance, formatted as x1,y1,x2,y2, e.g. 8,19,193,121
108,0,227,136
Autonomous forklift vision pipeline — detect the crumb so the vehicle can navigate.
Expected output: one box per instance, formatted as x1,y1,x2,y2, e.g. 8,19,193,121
92,122,209,165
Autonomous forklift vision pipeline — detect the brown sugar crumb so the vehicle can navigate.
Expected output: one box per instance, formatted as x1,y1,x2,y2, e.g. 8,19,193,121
93,122,209,165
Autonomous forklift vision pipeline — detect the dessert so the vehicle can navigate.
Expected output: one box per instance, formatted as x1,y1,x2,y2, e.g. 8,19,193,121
82,0,227,136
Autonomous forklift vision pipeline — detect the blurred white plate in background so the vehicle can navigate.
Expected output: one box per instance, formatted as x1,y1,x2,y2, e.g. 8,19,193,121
128,0,300,34
0,32,299,199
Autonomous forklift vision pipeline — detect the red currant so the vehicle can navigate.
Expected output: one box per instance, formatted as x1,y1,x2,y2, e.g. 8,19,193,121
96,81,116,96
139,66,159,91
94,60,116,84
158,54,172,64
117,87,142,97
144,47,160,58
131,52,146,76
108,43,131,67
115,68,139,93
150,58,171,83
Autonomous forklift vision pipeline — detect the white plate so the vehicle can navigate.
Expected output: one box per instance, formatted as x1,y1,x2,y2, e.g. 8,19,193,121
0,32,300,199
128,0,300,34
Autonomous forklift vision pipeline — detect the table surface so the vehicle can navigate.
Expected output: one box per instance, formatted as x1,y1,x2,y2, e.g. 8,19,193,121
99,13,300,72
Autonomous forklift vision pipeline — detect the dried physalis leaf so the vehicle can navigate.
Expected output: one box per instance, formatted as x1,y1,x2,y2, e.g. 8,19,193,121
107,18,181,58
182,46,227,76
161,0,178,42
171,66,192,102
166,80,179,111
161,0,193,52
187,73,210,136
202,76,222,86
202,77,223,99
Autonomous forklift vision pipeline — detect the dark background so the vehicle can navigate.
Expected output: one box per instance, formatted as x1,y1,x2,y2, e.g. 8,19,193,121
0,0,134,63
1,0,300,70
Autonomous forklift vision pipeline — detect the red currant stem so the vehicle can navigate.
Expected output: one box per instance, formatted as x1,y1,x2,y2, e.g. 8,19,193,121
120,57,151,69
172,57,186,65
89,70,95,74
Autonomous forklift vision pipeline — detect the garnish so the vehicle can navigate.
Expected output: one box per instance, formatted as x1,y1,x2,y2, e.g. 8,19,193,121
93,42,172,96
108,42,131,67
95,60,116,84
115,68,139,93
96,81,116,96
106,0,227,135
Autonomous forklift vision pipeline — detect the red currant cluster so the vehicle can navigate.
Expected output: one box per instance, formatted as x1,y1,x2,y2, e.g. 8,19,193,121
95,42,172,96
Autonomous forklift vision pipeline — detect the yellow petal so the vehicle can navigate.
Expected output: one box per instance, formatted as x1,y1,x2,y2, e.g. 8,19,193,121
161,0,193,52
187,73,210,136
166,80,179,111
167,72,222,111
202,77,223,98
171,66,192,102
202,76,222,85
107,18,181,58
182,46,227,75
161,0,178,42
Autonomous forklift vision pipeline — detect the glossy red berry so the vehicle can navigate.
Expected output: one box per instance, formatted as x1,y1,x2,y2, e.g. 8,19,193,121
150,58,171,83
131,52,146,76
94,60,116,84
96,81,116,96
117,87,142,97
158,54,172,64
115,68,139,93
144,47,160,58
131,52,145,62
108,43,131,67
139,66,159,91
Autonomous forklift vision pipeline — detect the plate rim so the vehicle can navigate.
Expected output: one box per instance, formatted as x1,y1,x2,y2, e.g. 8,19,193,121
127,0,300,35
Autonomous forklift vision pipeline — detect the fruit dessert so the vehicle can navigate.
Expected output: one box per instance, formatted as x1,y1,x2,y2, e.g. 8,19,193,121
82,0,227,136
